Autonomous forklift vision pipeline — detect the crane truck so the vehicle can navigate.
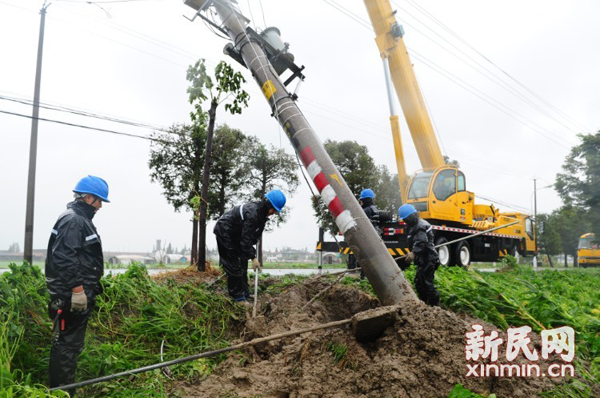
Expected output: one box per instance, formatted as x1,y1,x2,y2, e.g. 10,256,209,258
318,0,537,267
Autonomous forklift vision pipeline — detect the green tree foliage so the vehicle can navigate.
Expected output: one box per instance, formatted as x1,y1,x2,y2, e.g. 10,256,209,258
536,213,562,266
556,131,600,241
148,124,249,264
312,140,401,234
554,206,591,267
149,124,203,213
208,125,252,219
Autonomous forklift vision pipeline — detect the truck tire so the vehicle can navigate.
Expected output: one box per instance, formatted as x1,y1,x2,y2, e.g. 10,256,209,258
435,237,452,267
455,241,471,268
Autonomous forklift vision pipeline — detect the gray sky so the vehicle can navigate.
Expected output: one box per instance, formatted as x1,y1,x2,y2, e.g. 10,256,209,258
1,0,598,254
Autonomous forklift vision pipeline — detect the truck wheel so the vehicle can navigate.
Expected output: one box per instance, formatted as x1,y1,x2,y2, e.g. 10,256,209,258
435,237,452,267
455,241,471,268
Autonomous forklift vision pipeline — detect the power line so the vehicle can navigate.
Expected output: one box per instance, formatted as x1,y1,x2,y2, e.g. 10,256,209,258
408,50,573,149
396,0,591,134
0,108,175,143
2,0,564,184
0,93,169,132
316,1,573,150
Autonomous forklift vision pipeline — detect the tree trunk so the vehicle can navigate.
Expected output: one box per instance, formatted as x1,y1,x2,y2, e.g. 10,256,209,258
573,251,578,268
547,254,554,267
191,213,198,266
564,253,568,268
198,101,218,272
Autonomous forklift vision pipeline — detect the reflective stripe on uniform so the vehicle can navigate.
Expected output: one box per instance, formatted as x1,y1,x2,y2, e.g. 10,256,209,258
85,234,98,241
51,229,58,235
239,204,245,220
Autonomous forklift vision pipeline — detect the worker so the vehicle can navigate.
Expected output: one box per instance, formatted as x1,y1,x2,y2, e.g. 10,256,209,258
398,203,440,306
45,175,110,394
213,190,286,305
348,189,384,278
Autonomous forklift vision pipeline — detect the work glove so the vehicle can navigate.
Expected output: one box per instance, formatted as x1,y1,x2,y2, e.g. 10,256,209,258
405,251,415,264
252,258,262,271
71,290,88,312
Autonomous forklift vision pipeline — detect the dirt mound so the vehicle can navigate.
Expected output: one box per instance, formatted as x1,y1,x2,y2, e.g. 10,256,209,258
151,263,221,285
177,278,569,397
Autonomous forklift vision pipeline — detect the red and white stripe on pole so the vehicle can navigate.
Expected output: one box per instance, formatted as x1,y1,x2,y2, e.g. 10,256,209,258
299,146,357,234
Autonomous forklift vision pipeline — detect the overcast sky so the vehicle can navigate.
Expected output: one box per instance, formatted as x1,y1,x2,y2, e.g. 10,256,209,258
1,0,598,254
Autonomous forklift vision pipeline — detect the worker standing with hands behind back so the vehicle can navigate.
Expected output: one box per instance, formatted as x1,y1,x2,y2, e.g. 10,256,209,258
214,190,286,306
45,176,110,396
398,203,440,306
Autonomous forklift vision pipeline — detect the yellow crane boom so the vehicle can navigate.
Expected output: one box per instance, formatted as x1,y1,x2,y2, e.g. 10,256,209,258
364,0,445,172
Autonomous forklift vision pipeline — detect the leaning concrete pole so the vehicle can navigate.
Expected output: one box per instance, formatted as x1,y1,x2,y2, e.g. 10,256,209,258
184,0,416,305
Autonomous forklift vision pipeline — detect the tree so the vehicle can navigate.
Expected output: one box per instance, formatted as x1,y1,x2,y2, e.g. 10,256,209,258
536,213,561,267
148,125,249,268
244,139,299,262
149,123,205,264
552,206,590,267
207,124,251,218
556,131,600,240
312,139,401,234
187,59,249,272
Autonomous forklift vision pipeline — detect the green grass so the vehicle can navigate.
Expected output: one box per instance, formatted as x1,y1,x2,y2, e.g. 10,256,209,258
1,262,243,397
0,261,43,269
5,259,599,397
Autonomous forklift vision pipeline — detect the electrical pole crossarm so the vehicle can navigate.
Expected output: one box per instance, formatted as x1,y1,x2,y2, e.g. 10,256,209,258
186,0,416,305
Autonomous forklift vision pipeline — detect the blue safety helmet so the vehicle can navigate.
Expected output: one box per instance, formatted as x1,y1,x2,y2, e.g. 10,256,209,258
359,189,375,200
398,204,417,220
73,175,110,202
265,189,286,212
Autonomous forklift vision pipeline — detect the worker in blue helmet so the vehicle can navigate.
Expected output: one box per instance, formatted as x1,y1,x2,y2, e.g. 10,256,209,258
398,203,440,306
348,189,391,278
45,175,110,394
214,189,286,305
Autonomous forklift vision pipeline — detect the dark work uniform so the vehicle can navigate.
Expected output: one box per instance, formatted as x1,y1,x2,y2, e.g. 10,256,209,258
213,201,270,300
406,216,440,306
348,198,381,275
45,201,104,391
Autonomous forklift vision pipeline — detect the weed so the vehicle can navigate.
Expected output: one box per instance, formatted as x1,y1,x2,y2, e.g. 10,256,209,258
326,341,347,366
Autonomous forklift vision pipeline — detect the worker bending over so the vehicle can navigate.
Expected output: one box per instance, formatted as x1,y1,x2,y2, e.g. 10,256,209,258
399,204,440,306
214,190,286,305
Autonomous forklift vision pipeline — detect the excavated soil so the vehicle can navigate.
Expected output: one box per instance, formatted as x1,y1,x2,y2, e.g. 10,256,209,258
176,277,573,398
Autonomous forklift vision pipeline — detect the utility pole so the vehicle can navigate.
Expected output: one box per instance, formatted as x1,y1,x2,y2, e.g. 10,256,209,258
185,0,416,305
533,178,538,268
24,2,50,264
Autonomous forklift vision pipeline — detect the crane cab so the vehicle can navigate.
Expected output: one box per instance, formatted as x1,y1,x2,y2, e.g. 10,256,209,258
405,166,474,226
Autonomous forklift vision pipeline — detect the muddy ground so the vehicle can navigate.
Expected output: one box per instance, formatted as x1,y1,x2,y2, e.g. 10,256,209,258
171,274,576,398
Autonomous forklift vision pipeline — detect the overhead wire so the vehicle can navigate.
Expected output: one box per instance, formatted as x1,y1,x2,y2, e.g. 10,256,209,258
0,109,173,143
1,0,562,185
0,93,170,132
408,50,573,148
396,0,591,133
319,0,575,149
390,1,584,137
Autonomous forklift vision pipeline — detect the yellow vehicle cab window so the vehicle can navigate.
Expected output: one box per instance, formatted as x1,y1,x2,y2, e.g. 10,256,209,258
408,172,433,199
433,169,456,201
